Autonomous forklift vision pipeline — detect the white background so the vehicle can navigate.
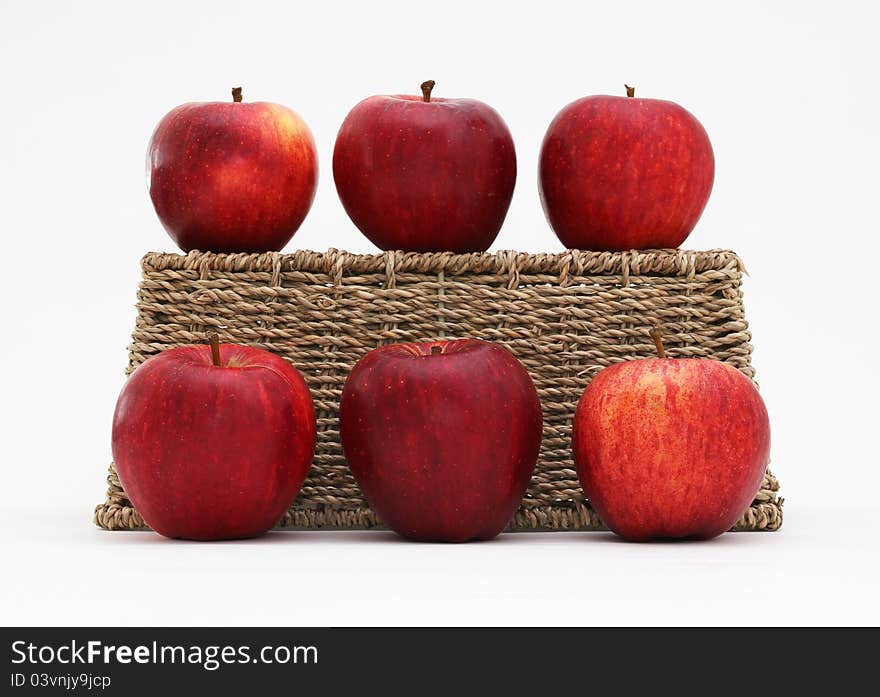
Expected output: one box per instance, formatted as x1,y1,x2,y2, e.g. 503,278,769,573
1,0,878,626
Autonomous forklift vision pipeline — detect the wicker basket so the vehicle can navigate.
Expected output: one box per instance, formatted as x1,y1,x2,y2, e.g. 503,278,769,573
94,248,783,533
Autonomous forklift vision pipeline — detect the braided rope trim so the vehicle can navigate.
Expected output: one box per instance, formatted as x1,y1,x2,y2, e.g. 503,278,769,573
140,248,744,277
94,464,782,533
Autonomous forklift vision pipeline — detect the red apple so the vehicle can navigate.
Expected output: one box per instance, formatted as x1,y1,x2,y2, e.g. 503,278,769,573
111,336,316,540
539,85,714,251
332,80,516,253
148,87,318,253
339,339,542,541
572,329,770,541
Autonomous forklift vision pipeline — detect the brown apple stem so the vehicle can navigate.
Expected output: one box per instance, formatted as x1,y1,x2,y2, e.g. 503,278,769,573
421,80,436,103
208,333,222,366
625,84,635,98
430,345,442,355
232,86,243,103
649,326,665,359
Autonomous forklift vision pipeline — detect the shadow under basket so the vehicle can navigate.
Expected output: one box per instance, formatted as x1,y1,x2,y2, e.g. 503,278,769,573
94,248,784,533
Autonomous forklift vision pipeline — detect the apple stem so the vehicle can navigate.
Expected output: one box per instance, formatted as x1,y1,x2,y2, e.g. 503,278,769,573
649,326,666,359
232,86,243,103
208,333,222,366
430,345,442,356
421,80,436,103
625,84,635,98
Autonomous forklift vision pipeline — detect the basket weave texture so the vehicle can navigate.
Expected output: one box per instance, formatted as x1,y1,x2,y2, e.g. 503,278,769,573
95,248,783,533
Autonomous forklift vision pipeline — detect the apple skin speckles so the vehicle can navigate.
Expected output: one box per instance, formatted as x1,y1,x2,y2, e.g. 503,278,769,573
333,90,516,253
539,92,714,251
148,93,317,253
573,358,770,541
339,339,542,542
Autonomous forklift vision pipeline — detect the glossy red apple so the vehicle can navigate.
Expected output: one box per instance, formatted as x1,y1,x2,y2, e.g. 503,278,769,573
148,87,318,253
339,339,542,541
539,85,714,251
573,328,770,541
111,335,316,540
333,81,516,252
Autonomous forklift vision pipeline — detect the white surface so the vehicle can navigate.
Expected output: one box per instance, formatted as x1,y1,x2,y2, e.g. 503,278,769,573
3,503,878,626
1,0,879,626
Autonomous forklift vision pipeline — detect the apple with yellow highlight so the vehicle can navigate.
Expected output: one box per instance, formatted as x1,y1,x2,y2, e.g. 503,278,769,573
147,87,318,252
573,327,771,541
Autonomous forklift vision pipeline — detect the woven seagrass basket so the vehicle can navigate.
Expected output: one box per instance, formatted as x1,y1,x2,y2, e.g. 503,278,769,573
94,248,783,533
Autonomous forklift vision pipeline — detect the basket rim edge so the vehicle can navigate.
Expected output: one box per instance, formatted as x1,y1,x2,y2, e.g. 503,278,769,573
139,248,745,276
